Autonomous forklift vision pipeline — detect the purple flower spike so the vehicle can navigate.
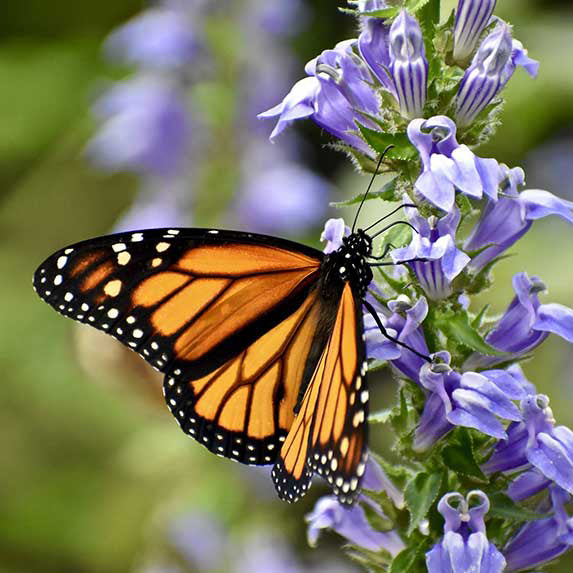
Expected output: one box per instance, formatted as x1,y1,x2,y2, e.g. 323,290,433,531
504,487,573,571
87,77,190,177
105,8,199,69
483,394,573,496
455,23,513,127
408,116,504,211
391,202,470,299
389,11,428,119
237,163,329,234
453,0,497,63
306,496,404,554
426,491,506,573
466,273,573,367
465,167,573,271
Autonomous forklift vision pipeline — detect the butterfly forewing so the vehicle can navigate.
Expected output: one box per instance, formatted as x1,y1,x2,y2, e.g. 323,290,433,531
272,283,368,505
33,228,322,373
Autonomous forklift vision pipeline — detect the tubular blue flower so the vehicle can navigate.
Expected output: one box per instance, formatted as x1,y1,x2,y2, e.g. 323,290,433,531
306,495,404,554
105,8,200,69
365,295,429,382
236,163,329,234
407,116,504,211
454,23,512,126
414,352,530,452
455,24,538,127
426,491,506,573
358,17,393,91
259,41,378,154
388,11,428,118
87,77,191,177
483,394,573,496
453,0,497,63
391,202,470,300
464,273,573,368
504,487,573,572
465,167,573,271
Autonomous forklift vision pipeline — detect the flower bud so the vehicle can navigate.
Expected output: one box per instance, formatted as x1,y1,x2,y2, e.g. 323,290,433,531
389,10,428,118
454,23,512,126
453,0,497,62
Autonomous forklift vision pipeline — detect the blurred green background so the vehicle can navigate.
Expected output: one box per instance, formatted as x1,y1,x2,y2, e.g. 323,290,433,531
1,1,573,572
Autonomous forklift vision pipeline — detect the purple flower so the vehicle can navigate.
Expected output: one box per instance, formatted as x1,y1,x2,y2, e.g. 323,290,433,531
169,512,227,572
504,487,573,571
87,77,191,177
483,394,573,496
114,180,190,232
388,11,428,118
414,352,530,452
358,17,393,91
426,491,506,573
355,0,388,12
248,0,306,37
259,41,378,154
306,495,404,554
391,202,470,300
407,116,504,211
362,456,405,509
465,167,573,271
455,23,512,126
321,218,350,254
455,23,538,126
236,163,329,234
464,273,573,368
365,295,429,382
235,531,303,573
453,0,497,63
105,8,199,69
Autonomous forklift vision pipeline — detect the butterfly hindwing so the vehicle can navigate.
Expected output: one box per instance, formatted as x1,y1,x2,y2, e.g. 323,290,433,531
272,282,368,505
163,287,325,465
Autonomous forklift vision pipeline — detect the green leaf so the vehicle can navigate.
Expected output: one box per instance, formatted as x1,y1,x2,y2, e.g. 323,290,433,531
391,387,410,435
389,545,423,573
404,471,443,535
369,408,393,424
330,178,399,208
471,304,490,330
436,312,505,356
361,7,400,20
357,124,417,160
487,492,550,522
442,429,486,481
380,221,413,252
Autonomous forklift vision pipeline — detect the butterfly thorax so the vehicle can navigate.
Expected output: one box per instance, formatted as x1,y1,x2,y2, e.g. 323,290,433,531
324,230,373,298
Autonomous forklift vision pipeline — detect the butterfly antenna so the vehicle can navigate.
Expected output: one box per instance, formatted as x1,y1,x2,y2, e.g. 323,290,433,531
351,145,394,234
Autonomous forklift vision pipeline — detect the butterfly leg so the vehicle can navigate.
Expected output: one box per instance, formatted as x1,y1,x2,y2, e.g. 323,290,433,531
362,299,431,362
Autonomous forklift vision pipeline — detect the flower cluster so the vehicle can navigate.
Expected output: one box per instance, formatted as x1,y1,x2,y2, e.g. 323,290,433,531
89,0,330,235
262,1,573,572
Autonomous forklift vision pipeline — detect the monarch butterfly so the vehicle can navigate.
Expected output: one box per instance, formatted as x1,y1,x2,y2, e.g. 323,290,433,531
32,155,428,505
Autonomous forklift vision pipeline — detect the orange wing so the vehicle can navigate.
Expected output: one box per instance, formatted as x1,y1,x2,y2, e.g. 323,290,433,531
272,282,369,505
33,228,327,464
